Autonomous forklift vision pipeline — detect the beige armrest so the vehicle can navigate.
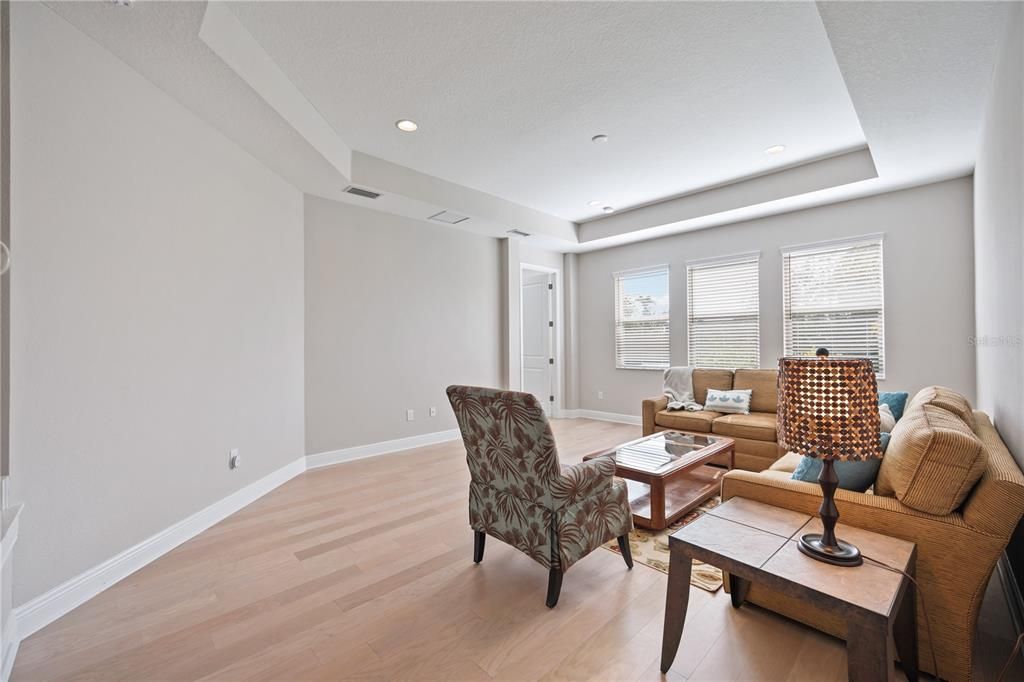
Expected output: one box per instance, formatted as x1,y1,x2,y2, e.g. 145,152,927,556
721,470,991,538
642,395,668,435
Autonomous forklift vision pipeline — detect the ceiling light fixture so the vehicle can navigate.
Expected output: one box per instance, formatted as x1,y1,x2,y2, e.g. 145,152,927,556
587,200,602,207
591,134,609,144
764,144,786,155
602,206,614,214
395,119,418,132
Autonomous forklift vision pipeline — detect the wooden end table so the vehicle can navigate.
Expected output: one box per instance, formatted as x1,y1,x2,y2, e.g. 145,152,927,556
661,497,918,682
583,431,734,530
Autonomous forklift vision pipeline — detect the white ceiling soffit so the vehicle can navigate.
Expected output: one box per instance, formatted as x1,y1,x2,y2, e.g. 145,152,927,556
44,2,1011,254
44,0,349,200
579,146,876,243
226,0,867,224
350,153,577,243
816,1,1009,183
198,1,352,180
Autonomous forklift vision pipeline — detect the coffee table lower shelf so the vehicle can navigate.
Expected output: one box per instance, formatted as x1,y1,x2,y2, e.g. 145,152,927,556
623,464,727,530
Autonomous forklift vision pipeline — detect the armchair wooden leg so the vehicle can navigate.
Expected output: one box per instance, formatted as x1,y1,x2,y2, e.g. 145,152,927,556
617,535,634,569
545,568,563,608
473,531,485,563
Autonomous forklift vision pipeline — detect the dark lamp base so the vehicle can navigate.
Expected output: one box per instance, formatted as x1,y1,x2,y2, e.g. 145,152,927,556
798,533,863,567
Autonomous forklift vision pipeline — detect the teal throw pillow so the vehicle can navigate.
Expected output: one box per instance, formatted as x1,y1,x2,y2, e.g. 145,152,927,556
791,433,891,493
878,392,910,422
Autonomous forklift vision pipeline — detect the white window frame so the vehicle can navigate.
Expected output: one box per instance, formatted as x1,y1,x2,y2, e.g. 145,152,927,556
781,234,886,378
613,265,670,370
686,251,761,369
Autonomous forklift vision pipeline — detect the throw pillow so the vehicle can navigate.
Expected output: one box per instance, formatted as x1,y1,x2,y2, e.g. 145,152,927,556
875,404,987,514
878,391,909,422
791,433,890,493
879,404,896,433
704,388,752,415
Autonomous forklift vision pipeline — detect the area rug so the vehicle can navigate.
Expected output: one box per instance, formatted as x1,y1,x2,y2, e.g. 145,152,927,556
603,497,724,592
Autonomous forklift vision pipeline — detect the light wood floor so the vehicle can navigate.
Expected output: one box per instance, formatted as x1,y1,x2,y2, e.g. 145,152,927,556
12,419,1023,681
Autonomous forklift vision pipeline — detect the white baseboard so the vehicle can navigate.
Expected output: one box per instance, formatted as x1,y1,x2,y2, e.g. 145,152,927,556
306,428,462,470
1,621,17,682
13,456,306,642
558,409,642,426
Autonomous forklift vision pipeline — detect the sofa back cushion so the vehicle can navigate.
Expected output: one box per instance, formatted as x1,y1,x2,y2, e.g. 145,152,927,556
962,411,1024,538
692,369,733,404
905,385,976,429
875,403,987,515
733,369,778,413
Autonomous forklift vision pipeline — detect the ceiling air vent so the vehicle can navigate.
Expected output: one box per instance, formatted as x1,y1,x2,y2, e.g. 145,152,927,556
343,185,381,200
506,229,531,238
428,210,470,225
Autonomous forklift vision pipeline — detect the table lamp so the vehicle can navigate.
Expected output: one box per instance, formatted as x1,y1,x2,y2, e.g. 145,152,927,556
777,357,882,567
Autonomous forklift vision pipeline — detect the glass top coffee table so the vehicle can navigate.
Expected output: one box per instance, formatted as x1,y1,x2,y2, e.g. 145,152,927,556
583,431,735,530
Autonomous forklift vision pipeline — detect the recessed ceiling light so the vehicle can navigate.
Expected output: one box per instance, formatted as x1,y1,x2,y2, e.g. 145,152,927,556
602,206,615,214
592,134,609,144
764,144,786,155
587,200,602,207
395,119,418,132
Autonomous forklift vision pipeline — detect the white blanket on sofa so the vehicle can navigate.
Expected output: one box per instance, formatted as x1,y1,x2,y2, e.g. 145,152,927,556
663,366,704,412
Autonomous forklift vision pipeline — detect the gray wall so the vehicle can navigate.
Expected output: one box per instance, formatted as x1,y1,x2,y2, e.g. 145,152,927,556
9,3,305,606
576,178,977,416
974,3,1023,466
304,196,502,455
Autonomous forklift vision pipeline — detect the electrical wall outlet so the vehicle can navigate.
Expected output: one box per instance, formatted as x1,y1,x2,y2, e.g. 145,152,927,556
598,391,604,400
229,448,241,470
406,409,415,421
429,406,437,417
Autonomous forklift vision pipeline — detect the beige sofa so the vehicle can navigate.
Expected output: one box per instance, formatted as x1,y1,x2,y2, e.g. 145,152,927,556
721,386,1024,681
642,368,781,471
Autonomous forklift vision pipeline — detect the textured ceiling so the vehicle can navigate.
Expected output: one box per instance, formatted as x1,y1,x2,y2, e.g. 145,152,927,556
818,1,1007,182
228,1,866,221
41,1,1011,250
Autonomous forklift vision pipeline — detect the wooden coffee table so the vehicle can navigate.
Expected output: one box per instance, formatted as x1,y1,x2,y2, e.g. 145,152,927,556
583,431,734,530
661,497,918,681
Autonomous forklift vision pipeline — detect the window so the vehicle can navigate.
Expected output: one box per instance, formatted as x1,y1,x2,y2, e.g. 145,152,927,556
614,266,670,369
687,254,760,369
783,236,885,376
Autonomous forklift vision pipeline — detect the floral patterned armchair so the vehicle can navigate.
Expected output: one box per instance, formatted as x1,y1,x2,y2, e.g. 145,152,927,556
447,385,634,607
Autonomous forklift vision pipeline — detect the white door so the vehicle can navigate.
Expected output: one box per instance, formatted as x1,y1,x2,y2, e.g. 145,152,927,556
522,270,554,414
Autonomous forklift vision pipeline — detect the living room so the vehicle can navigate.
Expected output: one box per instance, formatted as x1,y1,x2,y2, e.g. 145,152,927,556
1,1,1022,681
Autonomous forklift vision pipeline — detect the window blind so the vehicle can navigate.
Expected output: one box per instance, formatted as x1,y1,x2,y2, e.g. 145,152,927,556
686,255,760,369
614,266,670,370
782,237,885,377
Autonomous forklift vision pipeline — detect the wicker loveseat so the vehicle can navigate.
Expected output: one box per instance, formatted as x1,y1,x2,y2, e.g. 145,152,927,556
721,386,1024,682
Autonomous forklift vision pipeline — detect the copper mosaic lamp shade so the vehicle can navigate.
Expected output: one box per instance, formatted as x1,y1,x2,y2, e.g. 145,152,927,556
777,357,882,567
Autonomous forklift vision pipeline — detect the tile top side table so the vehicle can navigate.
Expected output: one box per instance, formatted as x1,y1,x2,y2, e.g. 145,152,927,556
660,497,918,682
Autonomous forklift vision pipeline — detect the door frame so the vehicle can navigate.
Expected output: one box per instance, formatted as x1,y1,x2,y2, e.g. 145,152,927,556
520,263,563,418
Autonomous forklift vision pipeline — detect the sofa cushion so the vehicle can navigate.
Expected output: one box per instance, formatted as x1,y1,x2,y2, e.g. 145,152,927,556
655,409,721,433
875,404,987,514
769,451,803,473
712,412,777,442
692,369,733,404
907,386,976,429
733,369,779,414
879,404,897,433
